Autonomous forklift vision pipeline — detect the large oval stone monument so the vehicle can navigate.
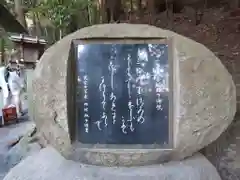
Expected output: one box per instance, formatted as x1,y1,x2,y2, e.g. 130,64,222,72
31,24,236,166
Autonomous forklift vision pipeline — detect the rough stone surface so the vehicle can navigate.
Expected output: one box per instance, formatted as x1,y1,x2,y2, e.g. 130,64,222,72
32,23,236,166
3,146,222,180
2,121,36,145
0,121,37,179
4,121,41,170
203,118,240,180
4,133,41,170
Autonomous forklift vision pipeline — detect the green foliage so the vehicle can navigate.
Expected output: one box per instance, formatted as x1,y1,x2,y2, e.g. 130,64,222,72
3,0,100,42
31,0,93,29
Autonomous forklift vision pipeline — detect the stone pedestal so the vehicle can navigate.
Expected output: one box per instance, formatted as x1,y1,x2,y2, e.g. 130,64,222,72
3,147,222,180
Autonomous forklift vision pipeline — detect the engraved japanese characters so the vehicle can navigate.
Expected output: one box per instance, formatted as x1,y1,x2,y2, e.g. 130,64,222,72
76,43,171,146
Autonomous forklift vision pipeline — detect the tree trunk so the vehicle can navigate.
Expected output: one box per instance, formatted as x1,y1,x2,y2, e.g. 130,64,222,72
137,0,143,16
14,0,27,29
0,38,5,66
147,0,155,24
106,0,123,22
31,13,42,36
87,0,92,25
130,0,133,12
99,0,107,23
67,15,79,34
35,13,43,36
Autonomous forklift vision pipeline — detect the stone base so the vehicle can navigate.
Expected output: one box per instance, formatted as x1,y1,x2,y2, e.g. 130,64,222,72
204,120,240,180
4,147,221,180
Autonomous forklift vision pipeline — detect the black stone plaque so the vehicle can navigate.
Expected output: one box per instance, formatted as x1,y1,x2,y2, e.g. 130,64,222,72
75,42,172,145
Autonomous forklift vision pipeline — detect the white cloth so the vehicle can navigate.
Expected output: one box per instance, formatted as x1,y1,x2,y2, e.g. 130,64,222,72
0,67,9,98
8,71,25,96
0,66,25,116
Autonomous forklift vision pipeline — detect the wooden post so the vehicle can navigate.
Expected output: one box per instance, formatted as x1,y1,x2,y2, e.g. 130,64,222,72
20,34,24,62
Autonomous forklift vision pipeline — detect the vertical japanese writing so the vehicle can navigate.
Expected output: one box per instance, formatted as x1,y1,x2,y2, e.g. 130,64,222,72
77,43,172,145
128,101,135,132
126,54,133,97
94,76,108,130
125,54,135,133
135,48,150,124
135,80,145,124
153,59,167,111
121,116,127,134
83,75,89,133
136,79,144,124
108,61,117,124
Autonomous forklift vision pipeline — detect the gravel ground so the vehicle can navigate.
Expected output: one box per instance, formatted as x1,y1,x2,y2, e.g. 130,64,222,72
0,114,30,180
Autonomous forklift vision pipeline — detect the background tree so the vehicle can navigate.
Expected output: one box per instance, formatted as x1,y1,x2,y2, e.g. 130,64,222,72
1,0,239,46
14,0,27,28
